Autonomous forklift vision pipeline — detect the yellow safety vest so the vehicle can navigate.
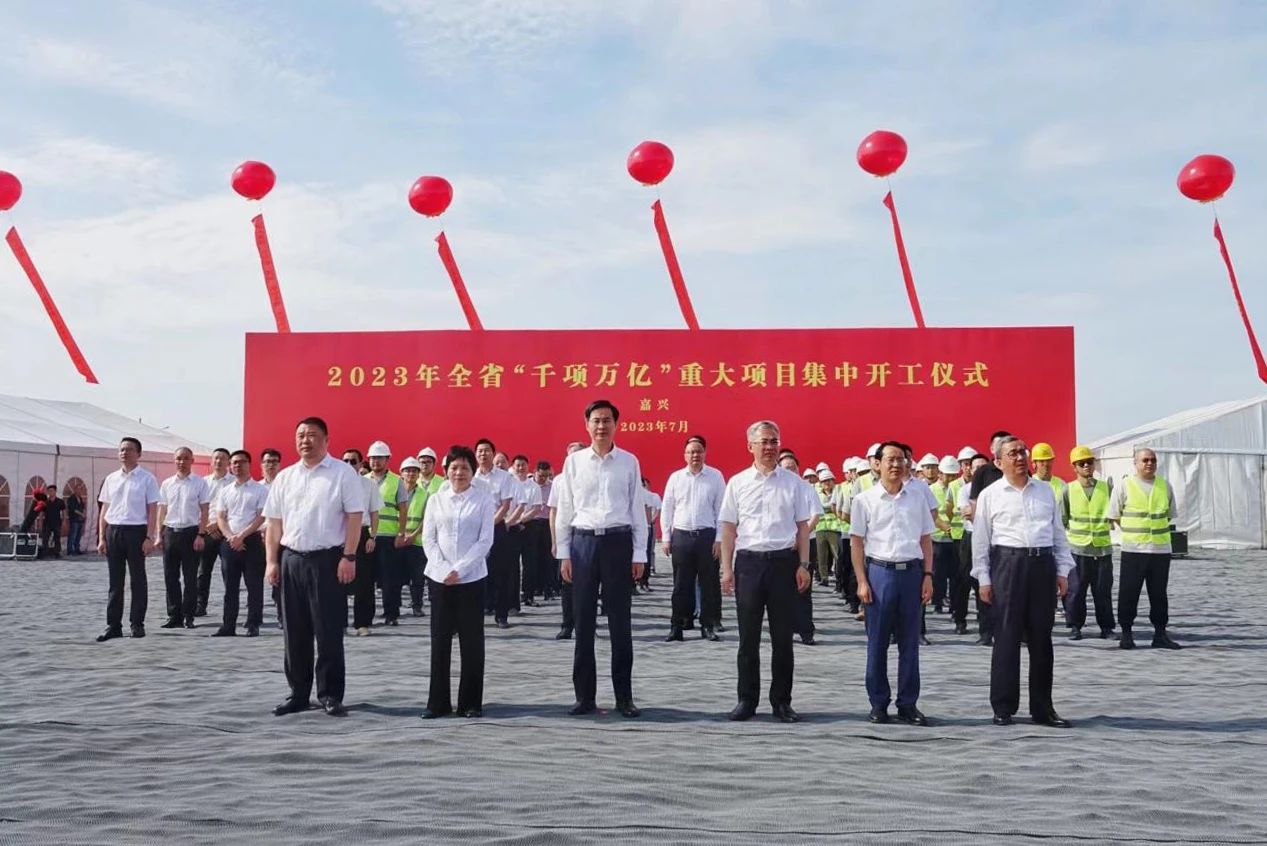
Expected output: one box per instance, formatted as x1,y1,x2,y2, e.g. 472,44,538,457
859,473,875,491
931,482,951,542
816,487,843,533
1045,476,1067,501
947,478,965,540
1067,479,1111,549
377,472,402,535
1120,476,1171,547
402,484,429,547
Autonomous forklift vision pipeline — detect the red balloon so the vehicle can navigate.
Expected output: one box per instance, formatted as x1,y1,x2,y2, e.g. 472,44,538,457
1177,154,1235,203
627,141,674,186
231,161,276,201
0,170,21,211
857,130,908,177
408,176,453,217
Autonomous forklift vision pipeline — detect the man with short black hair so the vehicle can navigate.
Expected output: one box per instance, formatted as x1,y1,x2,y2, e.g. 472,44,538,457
96,437,160,641
196,447,234,617
157,447,210,629
475,438,517,628
212,450,269,637
661,434,725,642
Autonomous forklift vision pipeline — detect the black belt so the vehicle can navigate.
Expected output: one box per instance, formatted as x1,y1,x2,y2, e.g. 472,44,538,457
163,525,199,533
283,545,341,558
672,527,716,537
867,557,922,570
736,548,796,560
573,525,632,537
992,545,1053,557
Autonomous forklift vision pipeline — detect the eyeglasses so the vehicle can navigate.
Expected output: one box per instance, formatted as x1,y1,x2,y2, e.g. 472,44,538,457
343,458,359,466
750,438,780,447
1001,449,1028,458
1074,460,1094,467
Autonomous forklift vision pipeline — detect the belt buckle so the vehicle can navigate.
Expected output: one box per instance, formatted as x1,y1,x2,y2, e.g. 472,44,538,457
896,561,907,571
593,526,607,536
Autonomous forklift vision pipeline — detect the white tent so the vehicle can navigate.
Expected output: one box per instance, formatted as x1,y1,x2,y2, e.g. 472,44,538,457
0,394,213,547
1089,396,1267,549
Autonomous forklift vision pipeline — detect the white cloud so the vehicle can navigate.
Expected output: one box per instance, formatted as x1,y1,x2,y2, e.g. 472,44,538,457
0,137,175,198
1020,123,1107,171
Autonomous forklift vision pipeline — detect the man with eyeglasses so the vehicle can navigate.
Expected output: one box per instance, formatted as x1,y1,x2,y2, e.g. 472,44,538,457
342,448,384,635
721,421,813,723
972,436,1074,728
260,448,283,622
1060,446,1116,641
1108,447,1181,650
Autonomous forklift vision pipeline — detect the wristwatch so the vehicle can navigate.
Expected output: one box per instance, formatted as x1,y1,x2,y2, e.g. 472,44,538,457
799,562,813,572
341,553,356,562
923,572,933,578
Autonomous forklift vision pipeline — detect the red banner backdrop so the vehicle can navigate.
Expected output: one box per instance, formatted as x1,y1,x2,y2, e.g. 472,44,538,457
244,327,1075,485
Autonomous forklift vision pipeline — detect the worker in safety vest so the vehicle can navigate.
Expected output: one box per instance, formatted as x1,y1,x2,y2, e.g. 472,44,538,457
814,469,844,588
930,456,964,623
1108,447,1181,650
1031,443,1067,501
367,440,410,626
397,457,431,618
852,444,880,497
1061,445,1116,641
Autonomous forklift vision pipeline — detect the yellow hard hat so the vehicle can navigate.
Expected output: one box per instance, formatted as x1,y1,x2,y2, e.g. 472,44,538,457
1031,442,1055,461
1069,445,1094,463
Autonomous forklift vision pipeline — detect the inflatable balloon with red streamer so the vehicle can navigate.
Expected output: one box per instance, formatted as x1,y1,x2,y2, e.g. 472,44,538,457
1177,154,1265,382
626,140,699,330
409,176,482,331
0,170,98,383
231,161,290,333
857,130,924,328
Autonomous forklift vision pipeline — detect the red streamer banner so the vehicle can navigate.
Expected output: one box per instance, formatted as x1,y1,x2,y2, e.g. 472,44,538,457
435,231,484,331
651,199,701,331
1213,218,1267,383
882,191,926,329
251,213,291,333
4,226,98,383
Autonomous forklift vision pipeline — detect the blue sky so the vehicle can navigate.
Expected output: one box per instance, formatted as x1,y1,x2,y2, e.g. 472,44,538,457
1,0,1265,448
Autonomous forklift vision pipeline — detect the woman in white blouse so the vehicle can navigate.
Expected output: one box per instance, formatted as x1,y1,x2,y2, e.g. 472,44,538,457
422,445,495,719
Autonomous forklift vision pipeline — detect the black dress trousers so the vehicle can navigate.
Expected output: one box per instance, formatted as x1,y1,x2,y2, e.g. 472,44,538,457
281,547,346,704
734,548,798,708
988,546,1057,718
106,524,149,629
427,576,485,714
221,533,266,629
161,526,200,622
570,528,635,705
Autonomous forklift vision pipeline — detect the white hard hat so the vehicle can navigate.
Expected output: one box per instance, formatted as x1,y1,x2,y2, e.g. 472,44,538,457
417,447,437,460
957,446,976,461
367,440,391,458
843,457,857,473
802,467,816,478
866,442,882,458
919,452,939,467
939,455,960,474
817,468,835,481
815,461,829,472
400,457,422,471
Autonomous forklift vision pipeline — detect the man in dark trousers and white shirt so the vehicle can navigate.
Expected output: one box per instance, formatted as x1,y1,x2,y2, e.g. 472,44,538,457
156,447,210,630
850,441,936,726
264,417,366,717
972,435,1074,728
96,437,161,641
660,434,726,643
554,400,648,718
212,450,270,638
197,448,234,617
720,420,813,723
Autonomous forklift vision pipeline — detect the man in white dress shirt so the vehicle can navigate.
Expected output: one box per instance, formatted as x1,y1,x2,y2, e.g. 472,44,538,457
507,453,542,608
661,435,726,642
196,448,234,617
96,437,161,641
156,446,209,630
554,400,647,718
720,421,813,723
475,438,517,628
211,450,270,637
972,436,1074,728
342,448,384,635
264,417,366,717
850,441,935,726
549,442,586,639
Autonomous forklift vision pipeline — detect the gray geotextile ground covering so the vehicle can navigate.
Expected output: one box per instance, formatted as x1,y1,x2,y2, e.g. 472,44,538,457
2,550,1265,844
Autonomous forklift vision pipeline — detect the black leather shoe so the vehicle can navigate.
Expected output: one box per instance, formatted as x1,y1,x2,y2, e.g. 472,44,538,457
496,620,511,629
1069,628,1083,641
568,701,596,716
976,634,993,646
210,627,235,637
616,700,641,718
183,618,195,629
421,708,448,719
728,701,757,721
1100,628,1118,640
664,627,684,642
1033,711,1072,728
713,623,725,632
772,704,800,723
160,618,182,629
458,707,482,718
799,633,817,645
245,626,259,637
1120,631,1136,649
703,627,720,642
319,697,346,717
194,606,207,617
868,706,890,724
954,624,969,635
1152,631,1183,650
386,618,399,627
130,625,145,638
919,635,932,646
273,697,310,716
992,713,1013,726
95,627,123,642
555,627,573,640
896,706,929,726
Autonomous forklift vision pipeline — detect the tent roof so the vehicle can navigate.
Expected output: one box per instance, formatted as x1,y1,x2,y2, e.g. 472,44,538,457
1090,395,1267,456
0,394,212,455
